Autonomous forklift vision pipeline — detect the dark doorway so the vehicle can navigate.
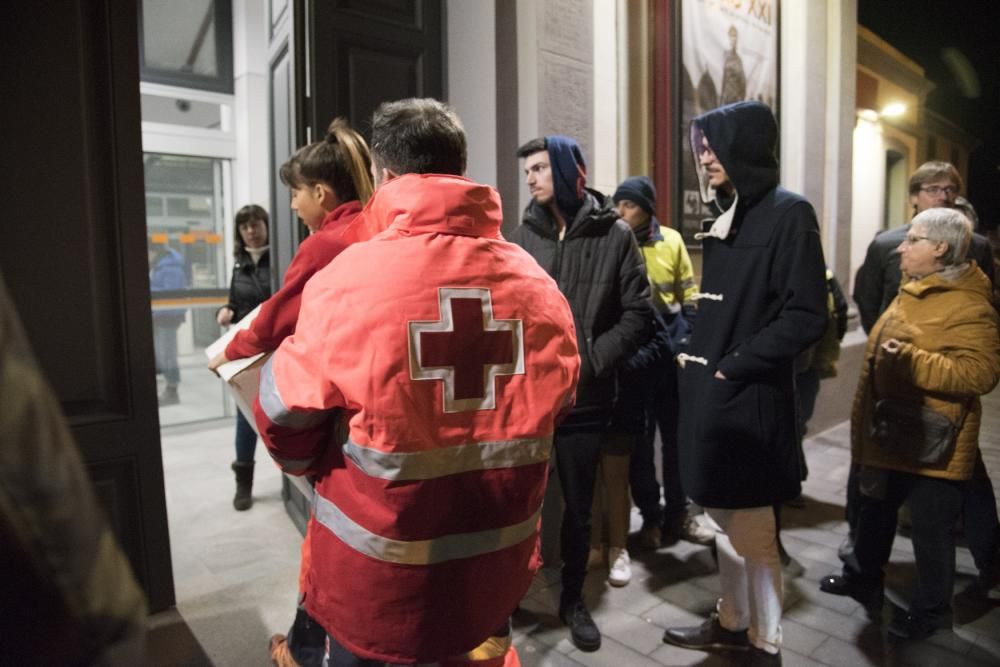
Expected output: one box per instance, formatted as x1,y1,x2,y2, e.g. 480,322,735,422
0,0,174,611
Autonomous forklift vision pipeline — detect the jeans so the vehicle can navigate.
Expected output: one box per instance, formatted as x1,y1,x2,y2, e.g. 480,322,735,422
629,364,685,524
849,469,964,624
706,506,783,654
553,428,604,607
235,410,258,463
153,324,181,386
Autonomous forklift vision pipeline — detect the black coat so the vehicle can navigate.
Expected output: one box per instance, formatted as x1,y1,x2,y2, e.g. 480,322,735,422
853,224,996,333
511,190,653,429
225,250,272,323
679,102,828,508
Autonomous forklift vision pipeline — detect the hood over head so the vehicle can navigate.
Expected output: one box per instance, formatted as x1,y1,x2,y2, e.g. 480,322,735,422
690,101,779,206
545,135,588,224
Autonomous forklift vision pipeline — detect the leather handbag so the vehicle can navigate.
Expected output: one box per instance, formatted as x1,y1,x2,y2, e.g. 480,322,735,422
869,397,963,466
867,327,969,466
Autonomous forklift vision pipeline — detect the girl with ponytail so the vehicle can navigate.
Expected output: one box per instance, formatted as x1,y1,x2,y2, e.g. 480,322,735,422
208,118,373,510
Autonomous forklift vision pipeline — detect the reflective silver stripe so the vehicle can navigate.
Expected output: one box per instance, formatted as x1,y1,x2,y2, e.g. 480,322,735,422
313,492,542,565
342,436,552,481
690,292,723,302
270,454,314,473
258,355,328,429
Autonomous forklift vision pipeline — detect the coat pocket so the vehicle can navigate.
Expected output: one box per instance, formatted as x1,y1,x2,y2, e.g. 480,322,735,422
698,378,767,450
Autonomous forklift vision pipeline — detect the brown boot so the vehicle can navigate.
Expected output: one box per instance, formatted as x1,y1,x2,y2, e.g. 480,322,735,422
232,461,255,511
269,633,301,667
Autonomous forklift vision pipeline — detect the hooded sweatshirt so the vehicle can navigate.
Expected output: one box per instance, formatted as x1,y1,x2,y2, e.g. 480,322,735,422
677,101,828,509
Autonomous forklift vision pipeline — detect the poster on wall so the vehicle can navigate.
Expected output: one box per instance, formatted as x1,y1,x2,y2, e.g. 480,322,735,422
678,0,779,244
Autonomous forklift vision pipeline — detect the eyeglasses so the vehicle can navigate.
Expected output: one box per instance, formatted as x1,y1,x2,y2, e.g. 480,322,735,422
903,233,934,245
920,185,958,197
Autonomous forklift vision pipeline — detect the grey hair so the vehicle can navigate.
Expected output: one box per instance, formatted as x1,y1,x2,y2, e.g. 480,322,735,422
912,207,972,267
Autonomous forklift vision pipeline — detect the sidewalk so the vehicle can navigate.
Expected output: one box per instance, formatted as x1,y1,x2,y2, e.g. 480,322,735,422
154,386,1000,666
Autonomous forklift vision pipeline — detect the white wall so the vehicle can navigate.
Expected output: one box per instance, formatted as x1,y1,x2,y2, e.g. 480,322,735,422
780,0,856,283
850,116,886,291
591,0,619,196
446,0,498,187
232,0,271,214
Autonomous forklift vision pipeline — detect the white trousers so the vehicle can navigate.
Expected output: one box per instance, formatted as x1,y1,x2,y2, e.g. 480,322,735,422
705,506,783,654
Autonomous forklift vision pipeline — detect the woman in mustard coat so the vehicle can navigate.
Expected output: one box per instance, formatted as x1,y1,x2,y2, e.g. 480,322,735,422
821,207,1000,640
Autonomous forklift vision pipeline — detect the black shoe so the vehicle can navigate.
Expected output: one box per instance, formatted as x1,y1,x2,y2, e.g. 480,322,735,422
744,646,782,666
887,612,950,641
819,574,882,621
663,612,750,651
559,600,601,652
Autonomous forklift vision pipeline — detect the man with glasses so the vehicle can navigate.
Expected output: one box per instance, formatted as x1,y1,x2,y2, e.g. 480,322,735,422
847,160,999,599
854,161,995,333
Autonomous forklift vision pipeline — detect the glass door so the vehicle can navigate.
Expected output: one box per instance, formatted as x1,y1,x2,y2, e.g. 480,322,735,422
145,153,233,425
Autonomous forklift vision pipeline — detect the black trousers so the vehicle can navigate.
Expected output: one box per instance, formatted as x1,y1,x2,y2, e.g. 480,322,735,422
552,427,604,607
848,469,964,623
629,363,686,524
844,453,1000,573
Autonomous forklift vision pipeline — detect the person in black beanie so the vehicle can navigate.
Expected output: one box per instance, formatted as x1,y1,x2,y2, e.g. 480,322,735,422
512,136,652,652
610,176,713,550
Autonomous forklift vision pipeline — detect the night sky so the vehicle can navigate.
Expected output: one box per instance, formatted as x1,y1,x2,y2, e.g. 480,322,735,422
858,1,1000,227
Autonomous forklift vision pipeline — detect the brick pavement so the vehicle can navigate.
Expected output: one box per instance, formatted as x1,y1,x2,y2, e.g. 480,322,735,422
510,387,1000,666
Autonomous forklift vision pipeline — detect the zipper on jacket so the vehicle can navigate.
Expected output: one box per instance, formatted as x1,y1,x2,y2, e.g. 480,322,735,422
553,237,565,287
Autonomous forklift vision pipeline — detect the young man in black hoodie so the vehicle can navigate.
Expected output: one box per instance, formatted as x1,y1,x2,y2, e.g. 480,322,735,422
512,136,652,652
662,102,828,666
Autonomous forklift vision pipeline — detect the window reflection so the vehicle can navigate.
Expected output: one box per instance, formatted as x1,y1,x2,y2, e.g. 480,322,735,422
145,153,230,425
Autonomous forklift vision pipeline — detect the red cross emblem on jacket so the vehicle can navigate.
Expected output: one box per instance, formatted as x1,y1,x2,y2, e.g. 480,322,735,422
408,287,524,412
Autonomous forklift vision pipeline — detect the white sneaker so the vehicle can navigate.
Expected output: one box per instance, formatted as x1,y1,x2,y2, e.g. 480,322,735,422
608,547,631,587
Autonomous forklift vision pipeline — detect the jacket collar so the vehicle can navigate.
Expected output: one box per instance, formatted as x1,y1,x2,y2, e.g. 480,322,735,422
523,188,616,240
901,261,991,300
366,174,503,240
319,200,364,234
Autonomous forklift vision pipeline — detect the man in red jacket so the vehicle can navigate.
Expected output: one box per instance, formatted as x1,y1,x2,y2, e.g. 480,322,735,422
254,98,580,666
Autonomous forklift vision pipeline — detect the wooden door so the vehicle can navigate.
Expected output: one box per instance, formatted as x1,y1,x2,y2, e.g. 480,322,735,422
277,0,444,530
0,0,174,611
307,0,443,139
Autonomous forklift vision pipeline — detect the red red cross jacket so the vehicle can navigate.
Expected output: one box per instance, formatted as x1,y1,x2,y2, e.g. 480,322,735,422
225,200,362,360
254,174,579,663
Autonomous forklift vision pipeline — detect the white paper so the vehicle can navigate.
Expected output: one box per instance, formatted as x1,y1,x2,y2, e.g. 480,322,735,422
205,304,266,381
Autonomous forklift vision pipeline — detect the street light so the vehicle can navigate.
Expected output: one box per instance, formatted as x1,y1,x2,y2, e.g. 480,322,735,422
880,102,906,118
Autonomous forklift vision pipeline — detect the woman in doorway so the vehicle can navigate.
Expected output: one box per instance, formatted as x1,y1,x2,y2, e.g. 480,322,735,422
207,117,373,667
217,204,272,510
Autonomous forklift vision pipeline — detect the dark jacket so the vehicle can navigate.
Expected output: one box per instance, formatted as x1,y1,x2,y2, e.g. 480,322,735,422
511,189,653,428
679,101,828,508
225,249,272,323
853,224,996,333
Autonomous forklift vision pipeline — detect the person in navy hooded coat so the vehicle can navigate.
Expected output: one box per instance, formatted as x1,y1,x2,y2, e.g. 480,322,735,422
662,102,828,666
